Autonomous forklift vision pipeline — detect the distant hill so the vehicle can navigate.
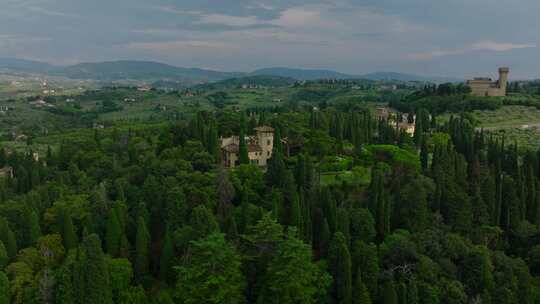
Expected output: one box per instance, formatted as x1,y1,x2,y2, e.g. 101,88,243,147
361,72,426,81
0,58,58,73
251,67,358,80
59,60,242,82
361,72,461,83
252,67,460,83
0,58,461,84
195,75,296,90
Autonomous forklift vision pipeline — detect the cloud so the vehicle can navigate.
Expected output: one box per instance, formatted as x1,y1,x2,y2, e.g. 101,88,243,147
471,41,537,52
0,34,52,46
246,3,275,11
196,14,262,27
121,40,233,51
25,6,77,18
409,40,537,60
152,5,201,15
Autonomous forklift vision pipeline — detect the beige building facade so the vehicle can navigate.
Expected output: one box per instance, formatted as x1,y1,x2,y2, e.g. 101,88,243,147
221,126,275,168
467,67,509,97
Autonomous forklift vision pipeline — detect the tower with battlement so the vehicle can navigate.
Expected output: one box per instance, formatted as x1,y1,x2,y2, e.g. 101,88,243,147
467,67,509,97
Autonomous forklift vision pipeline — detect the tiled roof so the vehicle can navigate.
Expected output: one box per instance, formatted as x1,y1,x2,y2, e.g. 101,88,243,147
223,143,239,153
254,126,274,132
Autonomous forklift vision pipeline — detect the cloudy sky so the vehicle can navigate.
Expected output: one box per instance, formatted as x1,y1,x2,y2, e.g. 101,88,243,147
1,0,539,79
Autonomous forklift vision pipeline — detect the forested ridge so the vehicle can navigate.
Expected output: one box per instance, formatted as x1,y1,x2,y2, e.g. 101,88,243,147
1,106,540,304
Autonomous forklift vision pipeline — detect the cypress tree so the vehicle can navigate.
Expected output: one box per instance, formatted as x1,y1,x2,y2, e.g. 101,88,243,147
337,208,351,244
62,210,78,251
207,123,220,161
407,279,419,304
239,128,249,165
319,218,331,259
353,269,371,304
381,279,398,304
0,242,7,269
420,138,429,171
0,271,9,304
369,169,389,242
329,232,352,304
266,128,286,187
26,209,42,246
119,234,131,259
481,172,497,226
0,218,17,260
335,113,344,153
321,187,337,233
0,147,5,167
135,216,150,278
290,195,303,233
224,214,239,242
472,185,489,226
282,170,302,231
295,154,306,190
159,227,174,281
273,127,283,155
300,190,313,244
4,229,16,261
83,234,113,304
105,209,121,257
501,176,520,231
414,114,423,147
352,241,379,298
238,189,250,234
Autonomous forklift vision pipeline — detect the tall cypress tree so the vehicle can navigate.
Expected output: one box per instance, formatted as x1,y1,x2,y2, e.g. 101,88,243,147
207,122,220,161
420,138,429,171
238,189,250,234
266,128,286,187
105,209,121,257
337,208,351,245
369,169,389,242
0,242,7,269
329,232,352,304
381,279,398,304
26,209,42,246
321,187,337,233
61,211,78,251
353,270,371,304
0,271,9,304
319,218,331,259
239,128,249,165
159,227,174,282
295,154,307,190
352,241,379,298
0,218,17,260
83,234,113,304
135,216,150,278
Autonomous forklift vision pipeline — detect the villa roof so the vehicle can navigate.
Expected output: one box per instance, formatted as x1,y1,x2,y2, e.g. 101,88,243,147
254,126,274,132
223,143,239,153
0,166,13,176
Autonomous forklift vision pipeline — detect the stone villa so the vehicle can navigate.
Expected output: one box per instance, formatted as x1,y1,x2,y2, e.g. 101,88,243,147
0,166,13,179
221,126,275,168
467,67,509,97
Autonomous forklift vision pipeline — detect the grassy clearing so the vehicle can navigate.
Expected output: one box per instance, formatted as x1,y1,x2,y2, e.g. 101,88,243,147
455,105,540,150
472,105,540,128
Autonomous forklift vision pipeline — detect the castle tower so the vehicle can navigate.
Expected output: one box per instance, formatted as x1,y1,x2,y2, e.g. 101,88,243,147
254,126,274,166
498,67,509,92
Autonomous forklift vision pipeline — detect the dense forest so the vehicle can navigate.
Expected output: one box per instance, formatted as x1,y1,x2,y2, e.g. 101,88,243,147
1,104,540,304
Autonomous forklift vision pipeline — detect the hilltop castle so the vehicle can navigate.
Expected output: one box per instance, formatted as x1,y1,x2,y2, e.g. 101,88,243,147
221,126,275,167
466,67,509,97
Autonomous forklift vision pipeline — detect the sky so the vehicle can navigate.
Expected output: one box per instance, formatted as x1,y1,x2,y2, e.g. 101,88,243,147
1,0,539,79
